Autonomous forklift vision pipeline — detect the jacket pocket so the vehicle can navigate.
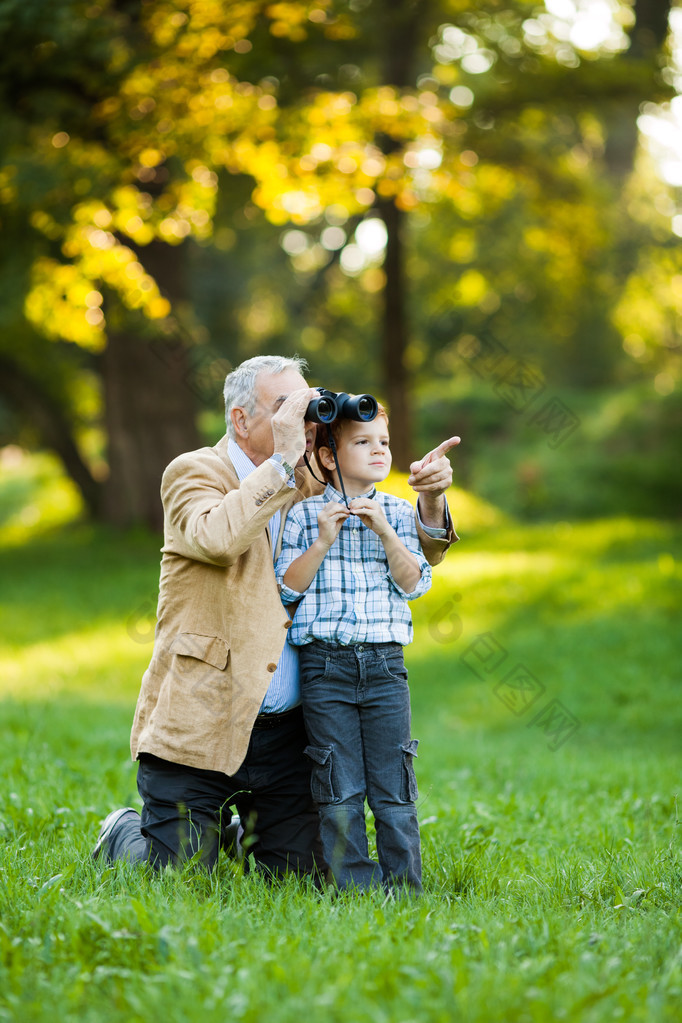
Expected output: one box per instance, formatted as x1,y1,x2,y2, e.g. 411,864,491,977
169,632,229,670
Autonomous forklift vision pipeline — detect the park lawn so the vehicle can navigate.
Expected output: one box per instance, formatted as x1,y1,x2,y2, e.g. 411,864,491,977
0,455,680,1022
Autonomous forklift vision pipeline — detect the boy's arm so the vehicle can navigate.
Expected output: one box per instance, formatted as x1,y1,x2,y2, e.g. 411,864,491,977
281,542,328,594
393,500,433,599
274,506,309,603
378,527,423,595
276,501,349,599
348,497,431,599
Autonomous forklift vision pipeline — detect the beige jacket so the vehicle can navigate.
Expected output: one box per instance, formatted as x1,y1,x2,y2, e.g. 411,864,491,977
130,434,456,776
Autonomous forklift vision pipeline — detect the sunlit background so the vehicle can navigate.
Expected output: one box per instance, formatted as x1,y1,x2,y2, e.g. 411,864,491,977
0,10,680,1019
0,0,680,530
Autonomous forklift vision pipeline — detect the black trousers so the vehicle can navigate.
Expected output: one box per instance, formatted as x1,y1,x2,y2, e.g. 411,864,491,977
109,707,324,877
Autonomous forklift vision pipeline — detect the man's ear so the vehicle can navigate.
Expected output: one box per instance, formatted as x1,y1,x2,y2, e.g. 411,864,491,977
231,406,248,439
317,446,335,471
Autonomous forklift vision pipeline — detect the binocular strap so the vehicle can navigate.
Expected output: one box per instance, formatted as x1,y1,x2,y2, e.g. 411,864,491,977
303,425,350,507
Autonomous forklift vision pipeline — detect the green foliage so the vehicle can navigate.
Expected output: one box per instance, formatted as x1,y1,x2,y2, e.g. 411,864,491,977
0,456,680,1022
0,0,680,518
414,378,682,520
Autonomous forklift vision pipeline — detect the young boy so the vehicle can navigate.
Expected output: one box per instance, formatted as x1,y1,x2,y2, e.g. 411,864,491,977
275,406,431,893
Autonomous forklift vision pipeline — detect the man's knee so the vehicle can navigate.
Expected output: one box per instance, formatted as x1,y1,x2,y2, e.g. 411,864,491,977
141,808,221,869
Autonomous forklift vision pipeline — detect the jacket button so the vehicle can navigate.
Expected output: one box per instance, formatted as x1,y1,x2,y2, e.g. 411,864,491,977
284,620,293,629
267,663,277,672
255,499,262,506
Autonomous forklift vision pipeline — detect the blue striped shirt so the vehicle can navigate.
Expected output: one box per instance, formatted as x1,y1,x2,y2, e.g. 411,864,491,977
228,438,300,713
275,483,432,647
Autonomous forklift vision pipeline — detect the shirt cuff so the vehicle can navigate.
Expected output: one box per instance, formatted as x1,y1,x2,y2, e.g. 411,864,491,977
268,456,296,489
416,499,451,538
388,571,430,601
279,581,305,603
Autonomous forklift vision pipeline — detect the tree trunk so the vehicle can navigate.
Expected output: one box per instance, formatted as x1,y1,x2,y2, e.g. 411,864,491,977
100,239,200,529
375,0,431,470
603,0,672,175
377,197,412,468
569,0,673,387
101,332,200,529
0,353,102,516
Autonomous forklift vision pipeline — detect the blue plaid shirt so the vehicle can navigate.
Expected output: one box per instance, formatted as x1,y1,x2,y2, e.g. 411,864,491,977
275,483,432,647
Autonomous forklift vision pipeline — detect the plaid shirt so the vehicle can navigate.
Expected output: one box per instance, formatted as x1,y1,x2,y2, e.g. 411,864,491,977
275,483,431,647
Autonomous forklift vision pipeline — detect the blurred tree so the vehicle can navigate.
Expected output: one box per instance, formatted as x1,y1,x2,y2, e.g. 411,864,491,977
0,0,677,523
0,0,197,524
214,0,675,449
0,0,325,524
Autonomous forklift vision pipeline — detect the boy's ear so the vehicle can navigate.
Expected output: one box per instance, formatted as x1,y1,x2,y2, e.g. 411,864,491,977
317,446,335,471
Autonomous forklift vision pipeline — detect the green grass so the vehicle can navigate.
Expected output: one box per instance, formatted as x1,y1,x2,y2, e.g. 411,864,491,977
0,454,680,1022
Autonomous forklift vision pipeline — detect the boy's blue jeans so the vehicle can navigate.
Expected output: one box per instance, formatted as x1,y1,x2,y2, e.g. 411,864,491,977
298,639,422,893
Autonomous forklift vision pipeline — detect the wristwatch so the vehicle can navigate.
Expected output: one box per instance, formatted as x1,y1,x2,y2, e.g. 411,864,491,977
270,452,296,480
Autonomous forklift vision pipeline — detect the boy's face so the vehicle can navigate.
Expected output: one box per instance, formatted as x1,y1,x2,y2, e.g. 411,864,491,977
322,416,392,493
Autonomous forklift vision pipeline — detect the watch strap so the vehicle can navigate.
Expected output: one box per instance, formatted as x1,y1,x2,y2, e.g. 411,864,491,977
270,453,295,479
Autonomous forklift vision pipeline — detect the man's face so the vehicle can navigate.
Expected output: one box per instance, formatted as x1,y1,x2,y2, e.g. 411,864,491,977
239,369,316,465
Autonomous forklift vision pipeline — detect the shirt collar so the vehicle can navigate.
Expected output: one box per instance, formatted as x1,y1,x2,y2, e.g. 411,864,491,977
323,482,376,504
228,437,258,481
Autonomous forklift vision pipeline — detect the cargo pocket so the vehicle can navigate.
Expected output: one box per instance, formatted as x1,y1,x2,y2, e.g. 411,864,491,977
304,745,336,804
400,739,419,802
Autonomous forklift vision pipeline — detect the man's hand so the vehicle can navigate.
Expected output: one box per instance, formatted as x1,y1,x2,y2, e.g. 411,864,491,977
317,502,350,549
348,497,391,538
408,436,460,529
271,387,319,466
408,437,460,494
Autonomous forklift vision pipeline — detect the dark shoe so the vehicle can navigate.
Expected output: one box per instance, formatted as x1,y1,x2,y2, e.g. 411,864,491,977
92,807,139,861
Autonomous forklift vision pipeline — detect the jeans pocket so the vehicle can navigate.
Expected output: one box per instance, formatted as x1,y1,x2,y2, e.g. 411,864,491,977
304,745,336,804
400,739,419,801
299,651,333,688
381,650,408,683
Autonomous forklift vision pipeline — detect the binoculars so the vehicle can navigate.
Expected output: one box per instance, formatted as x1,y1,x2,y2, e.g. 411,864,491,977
306,388,378,425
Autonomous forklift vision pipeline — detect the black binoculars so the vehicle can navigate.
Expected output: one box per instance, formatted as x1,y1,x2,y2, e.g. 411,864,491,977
306,388,378,426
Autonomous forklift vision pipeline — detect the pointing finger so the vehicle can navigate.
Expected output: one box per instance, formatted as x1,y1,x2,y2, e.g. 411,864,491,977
432,436,461,459
409,436,460,474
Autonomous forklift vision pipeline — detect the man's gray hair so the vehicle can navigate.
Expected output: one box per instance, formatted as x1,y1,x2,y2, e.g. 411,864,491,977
223,354,309,437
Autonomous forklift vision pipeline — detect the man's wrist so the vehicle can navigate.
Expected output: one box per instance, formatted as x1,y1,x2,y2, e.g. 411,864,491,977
418,492,447,528
270,452,296,479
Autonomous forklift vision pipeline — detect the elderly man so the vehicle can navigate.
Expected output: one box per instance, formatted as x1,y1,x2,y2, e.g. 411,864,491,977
94,355,458,876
